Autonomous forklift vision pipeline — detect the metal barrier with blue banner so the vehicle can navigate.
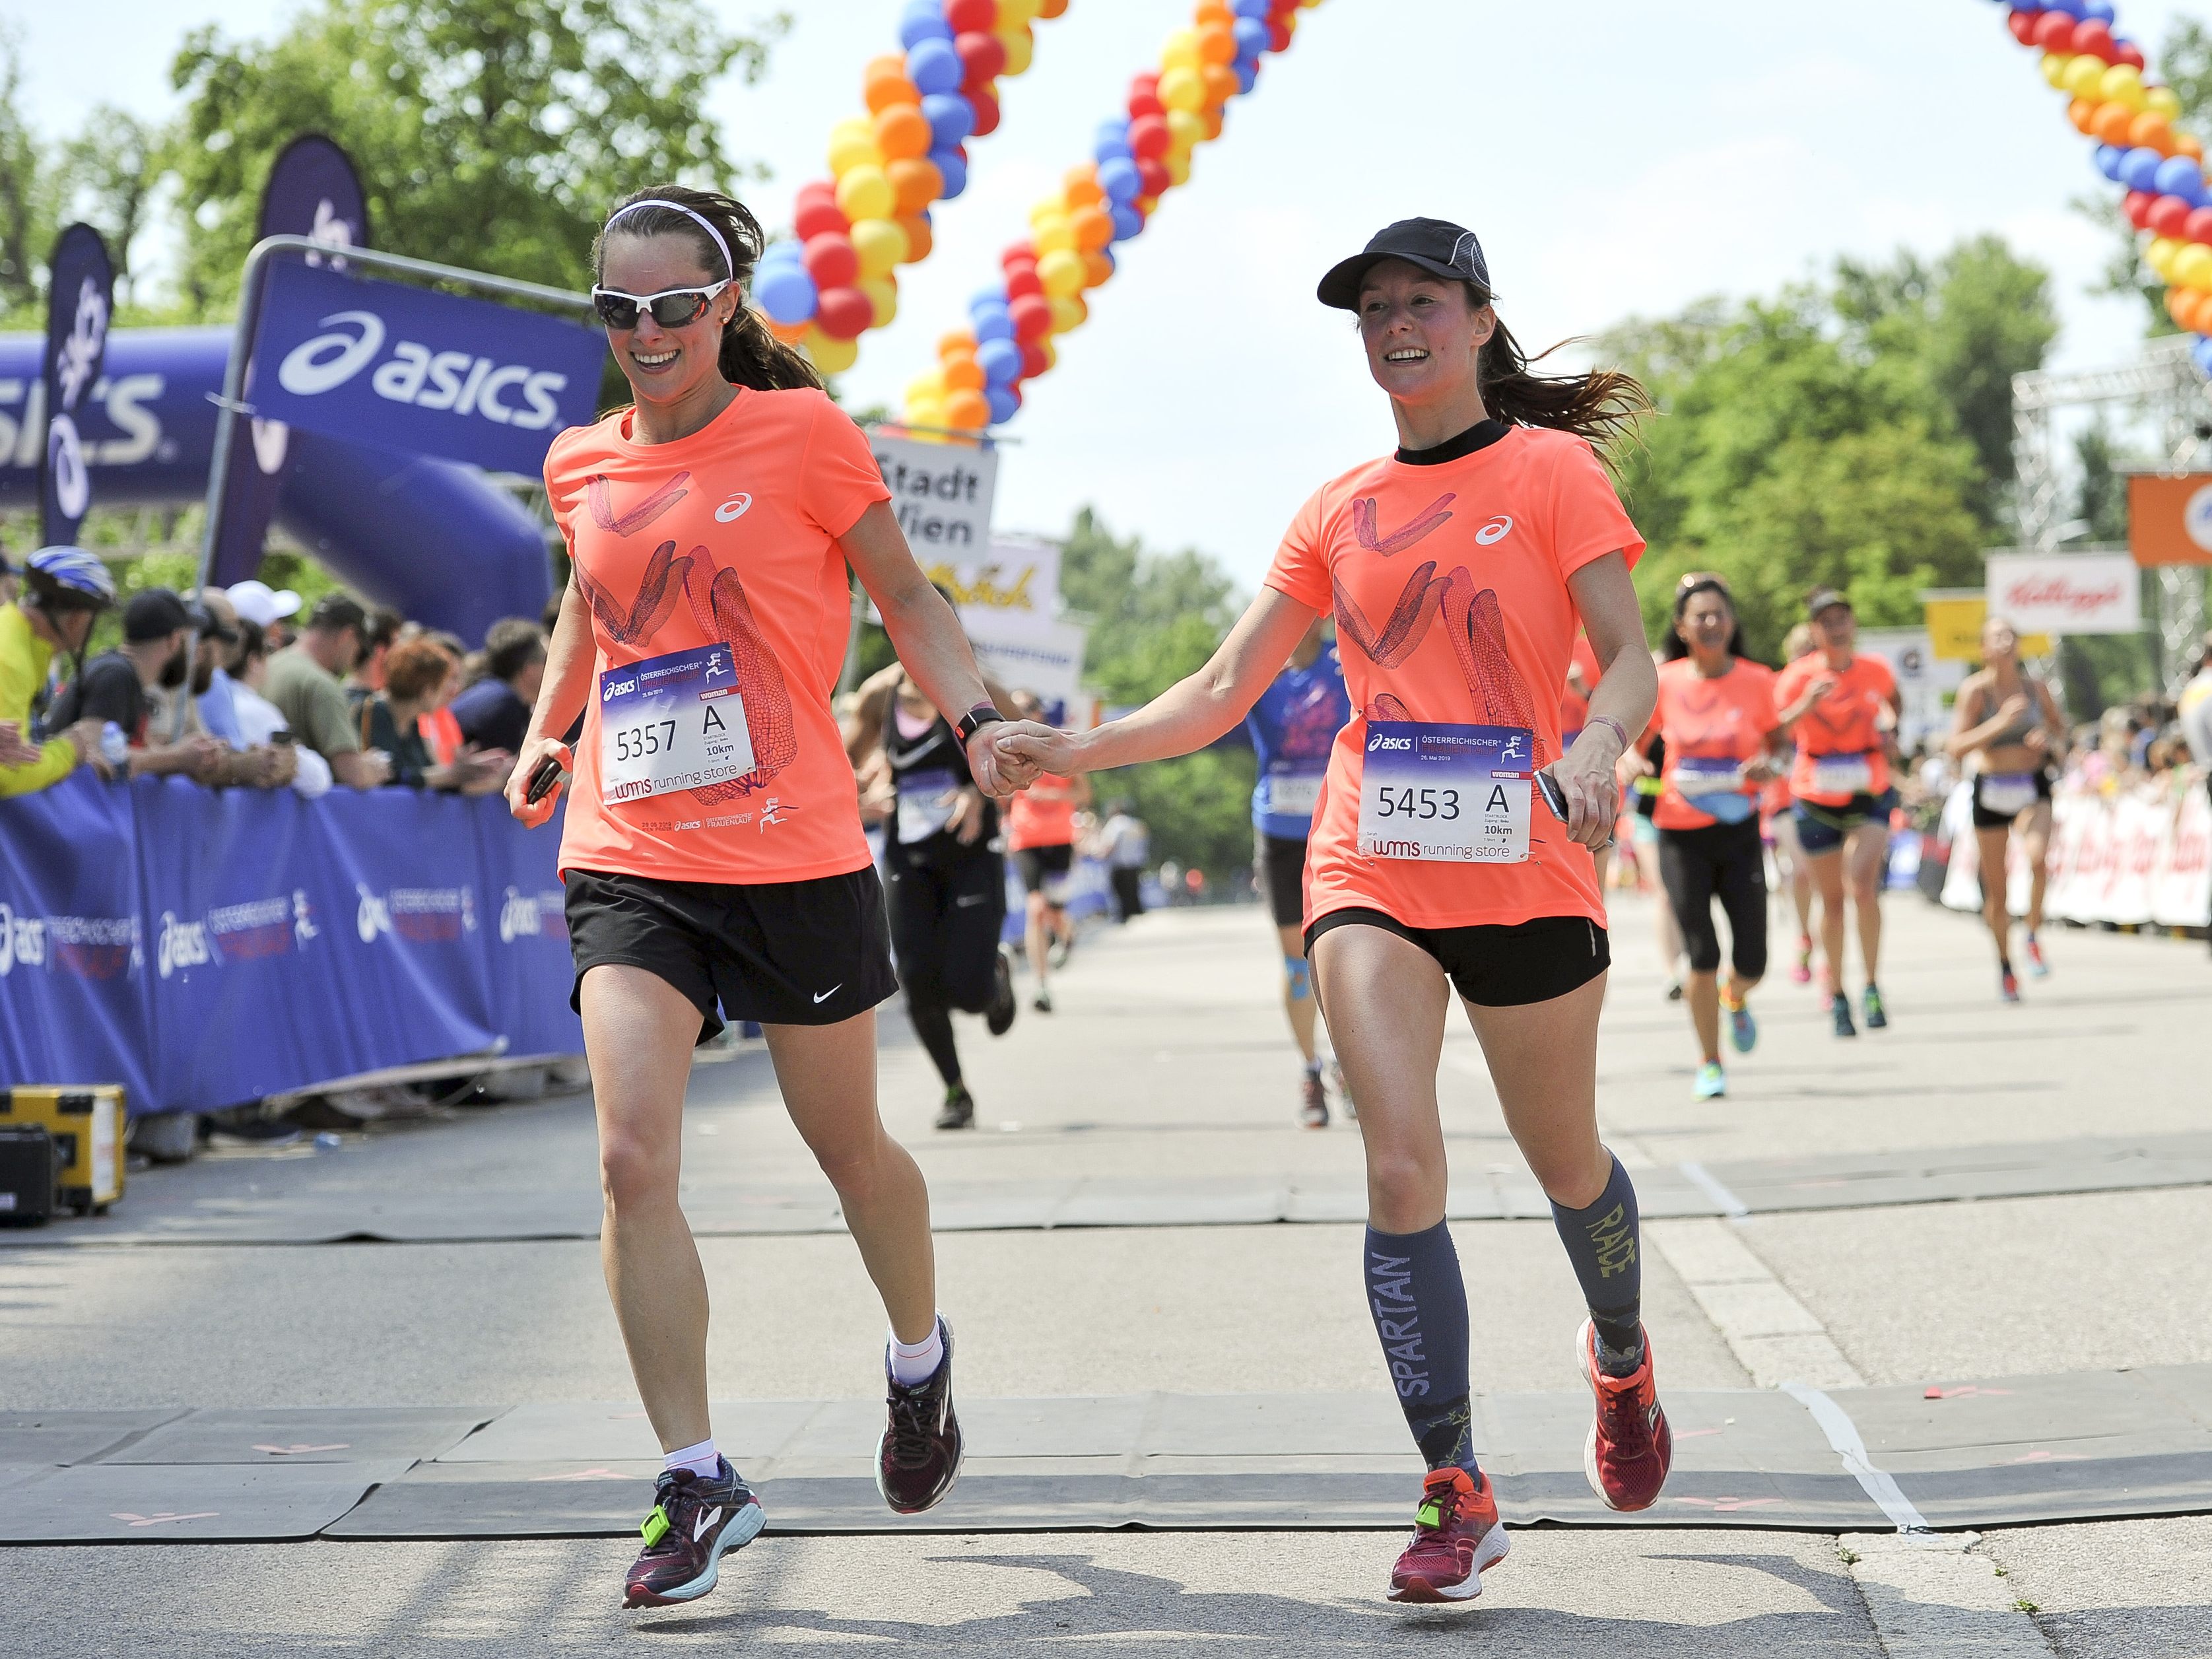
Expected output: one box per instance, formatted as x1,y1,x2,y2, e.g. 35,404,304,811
0,774,580,1115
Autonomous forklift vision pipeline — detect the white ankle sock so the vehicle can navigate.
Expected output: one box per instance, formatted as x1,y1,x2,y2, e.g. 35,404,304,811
661,1437,719,1479
888,1318,945,1385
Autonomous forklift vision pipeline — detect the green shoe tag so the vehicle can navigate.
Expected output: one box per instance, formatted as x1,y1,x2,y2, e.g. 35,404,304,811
1415,1501,1442,1529
640,1506,670,1547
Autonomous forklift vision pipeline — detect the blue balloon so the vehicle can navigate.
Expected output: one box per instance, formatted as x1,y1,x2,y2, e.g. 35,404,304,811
1234,17,1269,55
1094,135,1134,164
1096,116,1131,151
986,385,1022,424
2048,0,2087,17
2084,0,2117,17
970,300,1015,343
977,338,1023,388
922,91,974,149
2195,336,2212,378
1098,156,1143,204
1110,203,1144,242
1235,0,1270,17
971,284,1011,314
898,0,952,49
758,238,805,265
2095,143,2126,181
1234,56,1259,94
907,37,964,95
2120,146,2167,191
754,263,819,325
931,146,968,199
2157,155,2207,205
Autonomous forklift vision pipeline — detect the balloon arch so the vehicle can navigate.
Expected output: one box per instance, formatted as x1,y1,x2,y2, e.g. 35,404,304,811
748,0,2208,440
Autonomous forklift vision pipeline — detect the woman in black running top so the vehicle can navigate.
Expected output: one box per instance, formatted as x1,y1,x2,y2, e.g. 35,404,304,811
848,654,1019,1128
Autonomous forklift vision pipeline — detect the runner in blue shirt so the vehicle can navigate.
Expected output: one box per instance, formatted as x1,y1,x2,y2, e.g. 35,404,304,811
1247,617,1353,1126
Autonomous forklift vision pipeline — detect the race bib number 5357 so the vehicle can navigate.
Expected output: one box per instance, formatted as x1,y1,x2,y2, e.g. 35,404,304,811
599,645,754,803
1358,720,1532,863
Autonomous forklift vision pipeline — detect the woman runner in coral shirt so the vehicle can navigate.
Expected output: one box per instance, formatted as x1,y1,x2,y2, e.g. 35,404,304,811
507,187,1013,1609
996,219,1668,1603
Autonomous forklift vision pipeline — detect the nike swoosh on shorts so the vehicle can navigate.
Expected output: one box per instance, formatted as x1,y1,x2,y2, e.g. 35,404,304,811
814,985,842,1003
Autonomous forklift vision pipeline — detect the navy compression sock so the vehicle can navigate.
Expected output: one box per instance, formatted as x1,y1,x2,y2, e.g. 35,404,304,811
1364,1221,1477,1475
1551,1153,1644,1374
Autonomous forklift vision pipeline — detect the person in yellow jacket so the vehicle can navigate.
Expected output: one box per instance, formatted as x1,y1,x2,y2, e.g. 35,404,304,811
0,546,118,796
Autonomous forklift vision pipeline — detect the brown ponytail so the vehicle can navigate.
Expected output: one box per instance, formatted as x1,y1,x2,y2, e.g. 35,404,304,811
1469,290,1650,456
593,185,822,393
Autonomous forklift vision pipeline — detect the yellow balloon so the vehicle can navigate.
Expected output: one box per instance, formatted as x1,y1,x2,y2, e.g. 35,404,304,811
1036,336,1057,372
1038,248,1087,300
906,370,946,405
850,216,909,279
2100,63,2147,110
1048,293,1087,333
2040,51,2073,89
2149,235,2182,280
2175,243,2212,290
858,275,898,328
1166,108,1207,150
1164,148,1191,187
998,24,1034,76
809,333,859,375
836,165,896,223
830,115,875,148
999,0,1041,21
2060,54,2108,98
906,401,949,442
1158,65,1207,112
1162,28,1202,72
1034,213,1078,255
1028,197,1072,228
2147,85,2183,119
829,131,885,177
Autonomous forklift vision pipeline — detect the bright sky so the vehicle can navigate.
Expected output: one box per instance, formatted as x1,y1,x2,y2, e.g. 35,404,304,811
15,0,2209,588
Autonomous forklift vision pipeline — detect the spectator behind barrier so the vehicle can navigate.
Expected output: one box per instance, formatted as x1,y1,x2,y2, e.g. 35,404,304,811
187,588,298,792
361,637,512,794
226,579,303,647
448,615,545,757
345,605,405,710
44,588,228,785
226,619,333,797
417,630,469,767
0,545,15,607
1,547,115,795
262,593,392,790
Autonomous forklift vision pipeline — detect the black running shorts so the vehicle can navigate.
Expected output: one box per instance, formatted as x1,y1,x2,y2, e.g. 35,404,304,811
1253,830,1310,929
564,865,898,1043
1013,842,1074,900
1969,768,2052,830
1304,909,1609,1007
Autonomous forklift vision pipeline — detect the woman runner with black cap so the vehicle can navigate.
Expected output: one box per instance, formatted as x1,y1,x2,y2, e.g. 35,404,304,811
993,217,1671,1604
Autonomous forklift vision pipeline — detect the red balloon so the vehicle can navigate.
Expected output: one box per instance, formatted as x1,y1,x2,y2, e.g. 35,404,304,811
1020,341,1050,380
2123,189,2157,230
1009,294,1053,343
1004,263,1044,300
2005,10,2036,45
803,232,859,289
1267,18,1292,51
944,0,997,30
2073,20,2118,63
1127,90,1165,119
1001,240,1037,270
2031,12,2077,51
795,178,838,209
2185,207,2212,244
1131,70,1160,100
1128,114,1172,159
813,287,874,341
968,85,1001,137
2118,42,2147,70
2150,194,2195,237
793,197,850,242
955,31,1008,83
1135,156,1172,199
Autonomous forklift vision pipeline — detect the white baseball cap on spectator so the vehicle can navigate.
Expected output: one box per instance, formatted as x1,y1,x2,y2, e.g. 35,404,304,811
227,579,303,628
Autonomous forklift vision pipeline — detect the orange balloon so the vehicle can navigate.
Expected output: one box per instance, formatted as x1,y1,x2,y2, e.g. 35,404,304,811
1037,0,1067,15
1197,24,1238,64
864,52,908,85
1071,205,1115,252
766,316,811,345
943,355,987,391
1201,63,1239,107
875,104,933,161
1063,164,1106,207
2092,102,2138,145
2130,111,2175,154
1201,104,1224,140
2180,133,2207,161
945,388,992,431
938,328,977,358
865,71,921,114
1195,0,1234,24
2069,96,2099,134
896,212,933,262
888,156,945,216
1082,250,1114,288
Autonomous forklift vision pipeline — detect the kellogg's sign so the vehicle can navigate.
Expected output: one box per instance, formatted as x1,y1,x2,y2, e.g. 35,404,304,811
1984,553,2143,637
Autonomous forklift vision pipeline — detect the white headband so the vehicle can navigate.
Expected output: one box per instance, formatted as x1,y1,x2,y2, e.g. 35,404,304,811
603,199,735,281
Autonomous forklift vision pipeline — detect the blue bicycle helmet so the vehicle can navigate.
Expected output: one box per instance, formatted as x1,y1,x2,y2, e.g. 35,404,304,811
23,545,117,609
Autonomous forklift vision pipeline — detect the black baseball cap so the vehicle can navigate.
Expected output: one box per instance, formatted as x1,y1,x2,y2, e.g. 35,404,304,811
1806,588,1854,621
1318,217,1492,311
308,592,368,632
123,588,194,642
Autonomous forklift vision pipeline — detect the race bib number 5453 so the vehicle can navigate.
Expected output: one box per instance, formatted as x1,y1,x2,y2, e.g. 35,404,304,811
1358,720,1532,863
599,645,754,803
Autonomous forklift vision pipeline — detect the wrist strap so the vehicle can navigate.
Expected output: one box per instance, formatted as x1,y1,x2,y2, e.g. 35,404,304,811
1586,714,1630,752
956,703,1003,745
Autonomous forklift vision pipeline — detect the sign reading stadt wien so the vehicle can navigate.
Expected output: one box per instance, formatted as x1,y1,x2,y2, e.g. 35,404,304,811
2126,472,2212,567
1984,552,2142,636
869,429,997,551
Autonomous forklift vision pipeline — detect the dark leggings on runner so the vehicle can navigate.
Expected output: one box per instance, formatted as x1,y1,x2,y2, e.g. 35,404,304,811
884,844,1006,1087
1656,817,1768,980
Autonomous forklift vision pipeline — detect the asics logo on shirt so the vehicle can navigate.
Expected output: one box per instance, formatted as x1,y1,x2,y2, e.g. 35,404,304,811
693,1506,721,1541
714,493,753,522
1475,515,1514,545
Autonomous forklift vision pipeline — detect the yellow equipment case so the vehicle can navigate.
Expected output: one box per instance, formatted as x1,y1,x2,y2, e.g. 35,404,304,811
3,1087,125,1214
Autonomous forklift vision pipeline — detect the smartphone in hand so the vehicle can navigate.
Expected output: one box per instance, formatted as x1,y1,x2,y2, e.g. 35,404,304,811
525,754,565,805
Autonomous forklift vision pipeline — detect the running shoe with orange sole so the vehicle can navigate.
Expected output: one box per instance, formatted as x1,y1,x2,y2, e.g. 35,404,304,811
1575,1320,1672,1512
1387,1466,1510,1603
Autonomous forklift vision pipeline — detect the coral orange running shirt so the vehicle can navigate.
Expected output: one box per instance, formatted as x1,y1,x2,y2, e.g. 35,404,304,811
1649,658,1780,831
548,387,890,885
1265,424,1644,931
1774,652,1898,807
1560,630,1601,742
1007,774,1079,851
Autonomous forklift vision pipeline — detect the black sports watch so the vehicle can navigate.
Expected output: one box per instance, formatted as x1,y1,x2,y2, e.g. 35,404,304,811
956,703,1004,745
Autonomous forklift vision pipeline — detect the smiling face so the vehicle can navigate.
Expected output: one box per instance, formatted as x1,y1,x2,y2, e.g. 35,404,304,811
1356,260,1493,410
598,232,740,411
1676,589,1737,659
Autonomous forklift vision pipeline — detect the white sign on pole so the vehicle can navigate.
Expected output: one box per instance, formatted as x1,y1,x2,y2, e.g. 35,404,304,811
923,535,1060,618
1985,552,2142,636
1854,628,1961,753
964,611,1089,708
869,430,997,553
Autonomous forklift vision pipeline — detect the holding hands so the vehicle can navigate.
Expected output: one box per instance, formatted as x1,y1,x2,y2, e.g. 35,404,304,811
962,719,1064,798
